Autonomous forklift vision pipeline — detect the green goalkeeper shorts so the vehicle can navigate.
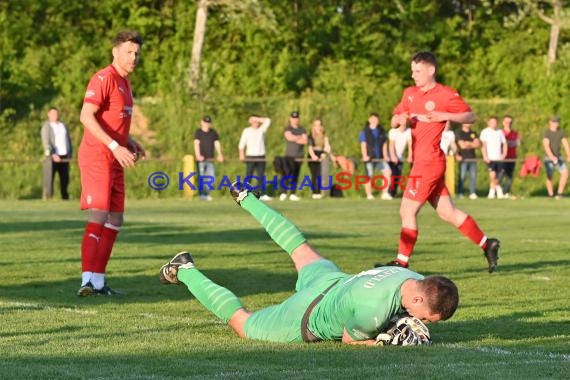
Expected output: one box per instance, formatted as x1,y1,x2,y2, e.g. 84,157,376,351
243,259,348,343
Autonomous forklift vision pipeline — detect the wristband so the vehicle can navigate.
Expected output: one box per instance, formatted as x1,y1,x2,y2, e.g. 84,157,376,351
108,140,119,151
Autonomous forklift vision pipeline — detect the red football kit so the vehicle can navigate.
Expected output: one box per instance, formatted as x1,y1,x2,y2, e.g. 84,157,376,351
504,130,519,159
393,83,471,203
78,64,133,212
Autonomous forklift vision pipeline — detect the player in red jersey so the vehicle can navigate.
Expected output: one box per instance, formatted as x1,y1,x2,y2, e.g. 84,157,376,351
77,30,145,296
376,51,500,273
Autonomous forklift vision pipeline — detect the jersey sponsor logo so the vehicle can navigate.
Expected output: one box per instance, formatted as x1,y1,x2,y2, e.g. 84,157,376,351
85,89,96,98
98,75,105,81
408,188,417,197
408,95,414,102
118,86,126,94
424,100,436,111
119,106,133,119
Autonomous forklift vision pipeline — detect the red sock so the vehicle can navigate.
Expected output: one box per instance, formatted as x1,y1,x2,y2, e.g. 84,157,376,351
81,222,104,272
397,228,418,265
93,224,120,273
458,215,487,249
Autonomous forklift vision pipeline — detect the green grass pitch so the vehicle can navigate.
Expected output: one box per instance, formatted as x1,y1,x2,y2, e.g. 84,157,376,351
0,197,568,379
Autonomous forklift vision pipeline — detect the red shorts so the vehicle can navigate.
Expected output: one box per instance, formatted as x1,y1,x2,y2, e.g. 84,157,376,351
79,147,125,212
403,162,449,204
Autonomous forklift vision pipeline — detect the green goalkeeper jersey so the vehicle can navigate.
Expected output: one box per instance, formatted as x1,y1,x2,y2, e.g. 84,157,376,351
309,267,423,341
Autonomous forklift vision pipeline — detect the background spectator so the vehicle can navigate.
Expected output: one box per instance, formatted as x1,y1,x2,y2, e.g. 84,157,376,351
543,116,570,199
499,115,520,198
194,115,224,201
359,112,392,200
280,111,307,201
480,116,507,199
238,115,272,201
456,123,481,199
307,118,334,199
388,123,412,197
41,107,72,200
440,121,458,156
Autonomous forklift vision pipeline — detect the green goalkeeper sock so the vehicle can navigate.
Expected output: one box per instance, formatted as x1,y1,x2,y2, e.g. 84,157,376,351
241,194,306,255
177,267,243,323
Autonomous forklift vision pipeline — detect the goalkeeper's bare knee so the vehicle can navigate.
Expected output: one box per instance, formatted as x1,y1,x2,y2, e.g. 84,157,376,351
291,243,324,272
229,309,251,338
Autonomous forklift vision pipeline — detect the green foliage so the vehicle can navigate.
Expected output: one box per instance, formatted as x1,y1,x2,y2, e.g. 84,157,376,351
1,0,570,199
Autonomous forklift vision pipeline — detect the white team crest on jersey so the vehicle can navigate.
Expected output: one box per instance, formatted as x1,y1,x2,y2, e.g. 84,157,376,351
425,100,435,111
408,96,414,102
98,75,105,81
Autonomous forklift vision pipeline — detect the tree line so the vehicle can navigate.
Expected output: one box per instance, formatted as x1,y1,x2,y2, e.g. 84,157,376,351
0,0,568,198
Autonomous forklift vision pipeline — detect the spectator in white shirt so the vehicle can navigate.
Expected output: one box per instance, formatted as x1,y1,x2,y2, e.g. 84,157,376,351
388,124,412,197
440,121,458,156
480,116,507,199
238,115,272,200
41,107,72,200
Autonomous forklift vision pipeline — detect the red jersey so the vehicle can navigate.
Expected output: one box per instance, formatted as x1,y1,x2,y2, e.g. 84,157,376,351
393,84,471,163
503,129,519,159
80,65,133,152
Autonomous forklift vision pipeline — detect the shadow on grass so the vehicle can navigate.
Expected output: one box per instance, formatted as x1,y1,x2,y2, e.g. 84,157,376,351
0,219,82,233
0,325,84,338
0,219,356,247
121,226,355,246
0,267,304,306
461,258,570,274
435,311,570,345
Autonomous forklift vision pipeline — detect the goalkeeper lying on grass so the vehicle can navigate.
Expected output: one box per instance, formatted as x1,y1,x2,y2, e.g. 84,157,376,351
159,184,458,346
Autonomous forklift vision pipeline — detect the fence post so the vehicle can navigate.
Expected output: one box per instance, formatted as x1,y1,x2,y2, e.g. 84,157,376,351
445,155,456,197
42,157,53,200
183,154,196,199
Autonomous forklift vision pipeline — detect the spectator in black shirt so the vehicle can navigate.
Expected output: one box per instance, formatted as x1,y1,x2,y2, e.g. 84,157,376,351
456,123,481,199
194,116,224,200
280,111,307,201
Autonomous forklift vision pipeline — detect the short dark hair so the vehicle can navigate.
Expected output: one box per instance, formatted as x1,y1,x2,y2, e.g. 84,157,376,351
411,51,438,72
419,276,459,320
369,112,380,118
114,30,143,47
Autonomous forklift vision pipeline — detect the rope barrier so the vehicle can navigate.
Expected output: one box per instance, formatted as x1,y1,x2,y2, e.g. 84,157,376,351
0,156,553,165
